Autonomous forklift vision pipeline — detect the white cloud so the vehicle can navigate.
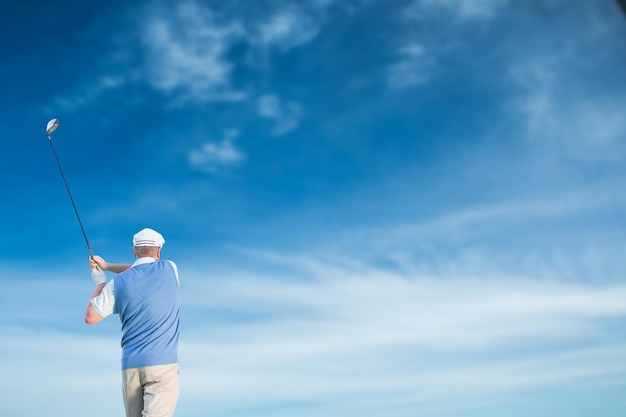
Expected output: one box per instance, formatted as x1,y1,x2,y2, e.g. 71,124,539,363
258,94,303,136
0,277,123,417
44,0,334,111
387,0,507,91
141,1,246,103
409,0,505,20
0,326,123,417
386,42,431,89
175,251,626,415
188,130,244,173
45,74,126,113
139,1,332,104
512,56,626,162
254,9,322,50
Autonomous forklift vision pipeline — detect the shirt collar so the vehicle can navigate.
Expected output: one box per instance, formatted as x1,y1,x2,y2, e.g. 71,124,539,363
132,257,158,267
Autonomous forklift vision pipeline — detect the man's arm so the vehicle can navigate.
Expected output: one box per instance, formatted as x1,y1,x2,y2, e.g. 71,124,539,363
85,283,105,325
104,263,132,273
92,255,132,273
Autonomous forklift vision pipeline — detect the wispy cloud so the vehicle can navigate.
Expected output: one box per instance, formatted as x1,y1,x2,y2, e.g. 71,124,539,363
43,0,334,111
139,0,331,104
176,250,626,415
513,58,626,162
253,9,323,50
386,42,431,89
0,277,122,416
42,1,247,111
45,74,126,113
0,326,122,416
188,130,244,173
387,0,507,91
258,94,303,136
409,0,505,20
140,1,246,104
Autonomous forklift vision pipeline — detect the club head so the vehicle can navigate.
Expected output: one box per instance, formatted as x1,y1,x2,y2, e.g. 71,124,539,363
46,118,59,136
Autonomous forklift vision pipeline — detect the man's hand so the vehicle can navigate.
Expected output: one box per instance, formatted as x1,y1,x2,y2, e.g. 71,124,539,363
90,268,106,286
90,255,109,271
89,256,107,285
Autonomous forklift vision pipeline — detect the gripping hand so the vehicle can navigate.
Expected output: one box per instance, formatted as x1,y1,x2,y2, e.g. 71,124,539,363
89,256,107,285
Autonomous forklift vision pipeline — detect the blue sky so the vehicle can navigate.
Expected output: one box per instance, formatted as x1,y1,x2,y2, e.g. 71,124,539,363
1,0,626,416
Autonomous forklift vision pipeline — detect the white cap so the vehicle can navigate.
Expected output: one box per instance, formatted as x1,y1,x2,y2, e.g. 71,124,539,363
133,228,165,247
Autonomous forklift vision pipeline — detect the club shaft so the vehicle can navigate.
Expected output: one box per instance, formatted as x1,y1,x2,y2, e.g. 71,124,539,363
47,136,94,257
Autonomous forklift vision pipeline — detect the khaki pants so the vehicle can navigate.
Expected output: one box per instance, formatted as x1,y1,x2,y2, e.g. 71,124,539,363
122,363,179,417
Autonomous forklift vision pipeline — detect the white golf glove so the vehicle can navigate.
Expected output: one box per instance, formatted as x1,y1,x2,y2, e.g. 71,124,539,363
91,268,106,285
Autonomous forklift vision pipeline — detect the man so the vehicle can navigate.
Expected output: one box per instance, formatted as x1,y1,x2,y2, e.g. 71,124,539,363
85,227,180,417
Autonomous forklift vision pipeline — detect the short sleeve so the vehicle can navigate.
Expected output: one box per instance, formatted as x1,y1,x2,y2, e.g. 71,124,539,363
90,279,118,317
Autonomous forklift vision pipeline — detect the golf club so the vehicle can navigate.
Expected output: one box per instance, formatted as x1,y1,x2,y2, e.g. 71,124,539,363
46,118,95,258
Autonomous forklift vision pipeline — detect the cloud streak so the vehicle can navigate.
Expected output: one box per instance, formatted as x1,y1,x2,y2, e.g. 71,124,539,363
254,8,323,50
139,0,331,105
513,58,626,161
410,0,505,20
257,94,303,136
45,74,127,114
176,251,626,415
188,130,244,173
140,1,247,104
44,0,333,110
386,42,431,89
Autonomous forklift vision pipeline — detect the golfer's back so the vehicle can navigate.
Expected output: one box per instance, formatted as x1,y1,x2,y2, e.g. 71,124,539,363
114,259,180,370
